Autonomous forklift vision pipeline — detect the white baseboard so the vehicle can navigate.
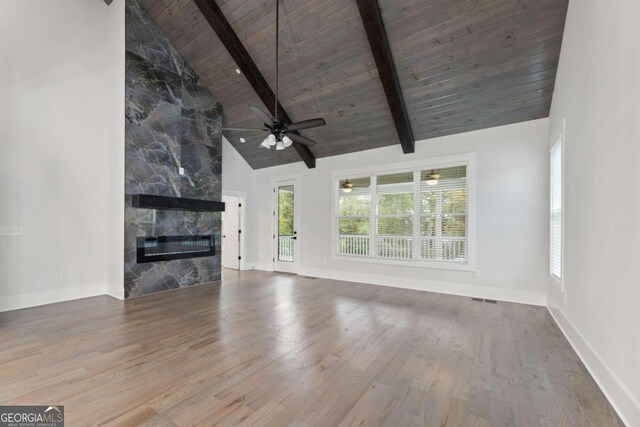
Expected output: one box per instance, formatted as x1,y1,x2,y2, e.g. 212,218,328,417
0,284,107,312
238,262,254,271
252,262,274,272
303,267,546,305
548,306,640,427
107,283,124,300
252,265,545,306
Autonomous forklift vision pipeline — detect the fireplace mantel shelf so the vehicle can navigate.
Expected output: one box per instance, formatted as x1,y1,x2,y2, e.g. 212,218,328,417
131,194,225,212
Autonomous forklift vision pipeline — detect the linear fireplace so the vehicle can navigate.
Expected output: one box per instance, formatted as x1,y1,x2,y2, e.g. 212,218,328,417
136,235,215,263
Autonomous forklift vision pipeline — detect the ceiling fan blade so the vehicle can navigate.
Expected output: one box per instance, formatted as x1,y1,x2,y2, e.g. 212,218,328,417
249,105,273,125
222,127,267,132
287,132,318,147
286,118,326,131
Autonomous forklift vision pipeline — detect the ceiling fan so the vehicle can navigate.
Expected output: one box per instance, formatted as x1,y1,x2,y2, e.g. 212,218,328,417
222,0,326,151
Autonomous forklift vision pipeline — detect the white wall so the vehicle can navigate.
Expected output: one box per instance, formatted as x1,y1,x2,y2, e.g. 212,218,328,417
221,137,257,267
0,0,125,310
224,119,550,305
547,0,640,424
107,0,126,300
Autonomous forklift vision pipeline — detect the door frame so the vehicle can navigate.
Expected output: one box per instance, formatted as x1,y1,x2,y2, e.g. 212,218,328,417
222,190,246,270
271,175,301,274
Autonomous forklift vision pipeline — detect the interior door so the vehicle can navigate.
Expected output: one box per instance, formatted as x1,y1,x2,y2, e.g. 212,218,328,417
273,179,299,273
222,196,240,269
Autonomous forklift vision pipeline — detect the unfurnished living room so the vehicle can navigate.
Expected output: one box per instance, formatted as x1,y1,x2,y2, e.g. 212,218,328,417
0,0,638,425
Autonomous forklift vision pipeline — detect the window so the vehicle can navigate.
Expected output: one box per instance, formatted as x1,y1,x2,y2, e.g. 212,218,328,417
550,139,563,283
335,160,470,267
338,177,371,256
376,172,414,259
420,166,467,262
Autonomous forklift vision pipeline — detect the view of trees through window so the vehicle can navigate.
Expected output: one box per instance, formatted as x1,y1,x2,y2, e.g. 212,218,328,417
278,186,294,235
278,185,294,262
337,165,468,262
338,177,371,256
377,172,413,237
338,177,370,236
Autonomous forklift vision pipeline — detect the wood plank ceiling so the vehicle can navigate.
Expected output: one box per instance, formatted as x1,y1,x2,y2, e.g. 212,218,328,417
139,0,568,169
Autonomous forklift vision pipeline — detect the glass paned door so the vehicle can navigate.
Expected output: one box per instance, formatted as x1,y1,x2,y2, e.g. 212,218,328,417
273,179,299,273
278,185,295,262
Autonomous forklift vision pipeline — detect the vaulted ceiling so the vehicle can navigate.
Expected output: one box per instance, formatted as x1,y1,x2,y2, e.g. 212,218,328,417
139,0,568,169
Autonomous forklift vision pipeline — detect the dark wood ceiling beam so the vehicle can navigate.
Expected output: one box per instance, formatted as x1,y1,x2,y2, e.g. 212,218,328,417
192,0,316,168
356,0,415,154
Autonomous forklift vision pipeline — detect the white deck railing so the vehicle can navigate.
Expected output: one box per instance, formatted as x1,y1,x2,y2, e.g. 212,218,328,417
376,236,413,259
278,236,294,261
338,235,370,256
420,237,466,261
338,235,466,261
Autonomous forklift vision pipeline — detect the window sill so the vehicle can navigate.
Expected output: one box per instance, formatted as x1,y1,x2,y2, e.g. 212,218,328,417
332,253,475,272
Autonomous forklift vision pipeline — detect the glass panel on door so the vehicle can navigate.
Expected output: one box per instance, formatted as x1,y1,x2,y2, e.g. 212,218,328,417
277,185,295,262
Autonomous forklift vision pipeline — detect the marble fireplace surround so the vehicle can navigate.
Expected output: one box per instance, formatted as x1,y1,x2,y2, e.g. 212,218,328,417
124,0,223,299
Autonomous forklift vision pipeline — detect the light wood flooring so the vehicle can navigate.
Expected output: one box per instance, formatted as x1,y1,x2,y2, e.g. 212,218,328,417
0,269,622,426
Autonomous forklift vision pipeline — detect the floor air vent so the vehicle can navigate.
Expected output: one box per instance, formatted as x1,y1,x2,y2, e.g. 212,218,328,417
472,297,498,304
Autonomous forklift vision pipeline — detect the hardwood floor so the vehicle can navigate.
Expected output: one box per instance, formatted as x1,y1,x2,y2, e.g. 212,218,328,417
0,269,622,426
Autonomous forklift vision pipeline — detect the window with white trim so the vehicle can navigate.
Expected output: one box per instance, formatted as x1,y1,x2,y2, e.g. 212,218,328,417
550,139,563,282
376,172,414,259
336,164,469,265
419,166,467,261
337,177,371,256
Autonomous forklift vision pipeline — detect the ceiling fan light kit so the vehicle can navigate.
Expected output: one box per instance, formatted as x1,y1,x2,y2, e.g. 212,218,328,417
221,0,326,152
426,171,440,186
341,180,354,193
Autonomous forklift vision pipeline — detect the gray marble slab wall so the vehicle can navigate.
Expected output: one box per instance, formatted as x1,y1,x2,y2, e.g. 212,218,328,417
124,0,222,298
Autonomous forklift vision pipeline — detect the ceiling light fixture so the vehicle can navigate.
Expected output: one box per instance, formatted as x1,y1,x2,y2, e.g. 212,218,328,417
235,68,241,74
239,137,246,143
341,180,353,193
276,139,285,150
260,138,270,149
282,135,293,147
426,170,440,186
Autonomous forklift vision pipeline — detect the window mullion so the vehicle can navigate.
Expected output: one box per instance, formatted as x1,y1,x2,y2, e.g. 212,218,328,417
335,179,339,256
369,174,376,259
413,170,420,261
435,189,443,260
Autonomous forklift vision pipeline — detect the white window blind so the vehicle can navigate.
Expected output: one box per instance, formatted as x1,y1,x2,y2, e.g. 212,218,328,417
336,163,469,265
550,140,563,281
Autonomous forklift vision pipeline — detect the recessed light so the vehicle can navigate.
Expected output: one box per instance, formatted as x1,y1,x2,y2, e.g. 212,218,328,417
239,137,246,143
235,68,241,74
